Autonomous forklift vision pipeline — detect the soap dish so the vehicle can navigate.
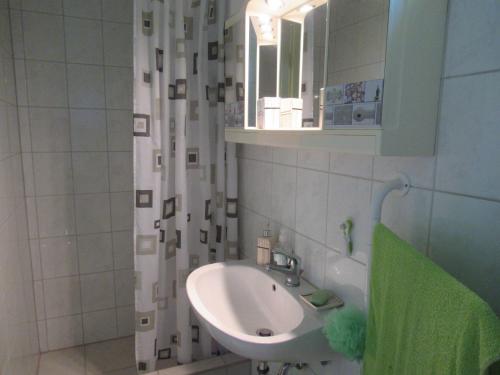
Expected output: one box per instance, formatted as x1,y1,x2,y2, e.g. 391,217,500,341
300,292,344,311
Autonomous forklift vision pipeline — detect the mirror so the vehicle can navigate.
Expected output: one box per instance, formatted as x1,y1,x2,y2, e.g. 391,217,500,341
244,0,389,130
300,3,327,127
245,0,327,130
322,0,389,128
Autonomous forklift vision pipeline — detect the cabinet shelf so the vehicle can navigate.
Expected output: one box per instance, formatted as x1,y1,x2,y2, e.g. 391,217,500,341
225,127,382,155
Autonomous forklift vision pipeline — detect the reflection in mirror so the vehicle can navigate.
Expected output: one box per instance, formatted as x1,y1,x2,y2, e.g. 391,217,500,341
259,46,278,98
247,14,279,128
279,19,301,99
248,20,257,127
301,3,327,127
322,0,388,129
326,0,389,85
245,0,327,130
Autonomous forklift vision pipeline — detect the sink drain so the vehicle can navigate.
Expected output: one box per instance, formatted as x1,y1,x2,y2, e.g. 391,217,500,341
256,328,274,337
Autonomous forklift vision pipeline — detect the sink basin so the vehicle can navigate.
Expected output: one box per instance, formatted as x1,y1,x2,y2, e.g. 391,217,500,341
186,260,336,362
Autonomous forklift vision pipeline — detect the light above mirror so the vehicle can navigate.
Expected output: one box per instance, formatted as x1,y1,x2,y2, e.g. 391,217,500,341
266,0,284,10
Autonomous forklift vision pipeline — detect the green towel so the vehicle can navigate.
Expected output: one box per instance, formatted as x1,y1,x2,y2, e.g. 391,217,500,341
363,224,500,375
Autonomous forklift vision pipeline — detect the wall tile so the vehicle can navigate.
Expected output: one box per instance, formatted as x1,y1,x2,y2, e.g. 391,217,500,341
112,230,133,270
107,110,132,151
105,67,132,109
83,308,117,344
69,109,107,151
294,233,326,288
37,320,48,352
34,280,46,320
114,269,134,307
435,72,500,200
30,239,42,280
63,0,101,19
109,152,132,192
374,183,432,252
18,107,31,151
33,152,73,195
238,158,272,218
373,156,435,189
116,306,134,338
326,174,371,264
26,196,38,238
21,0,63,14
46,315,83,351
22,12,64,61
22,153,34,196
39,236,78,278
0,10,11,54
110,191,132,231
77,233,113,274
14,59,28,106
331,153,373,179
102,0,133,23
9,10,24,58
298,150,330,172
72,152,109,193
272,147,297,166
36,195,76,237
75,193,111,234
65,17,103,64
295,168,328,243
29,108,71,152
80,271,115,312
429,192,500,313
238,205,270,261
26,60,67,107
238,144,272,162
43,276,81,318
324,251,367,311
443,0,500,77
271,164,296,229
67,64,105,108
103,22,132,67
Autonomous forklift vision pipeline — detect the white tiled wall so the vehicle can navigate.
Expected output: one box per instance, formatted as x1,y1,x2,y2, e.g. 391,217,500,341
0,1,39,374
238,1,500,374
9,0,134,351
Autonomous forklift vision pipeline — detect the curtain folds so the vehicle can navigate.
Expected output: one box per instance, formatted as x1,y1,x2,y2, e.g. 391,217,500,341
133,0,237,372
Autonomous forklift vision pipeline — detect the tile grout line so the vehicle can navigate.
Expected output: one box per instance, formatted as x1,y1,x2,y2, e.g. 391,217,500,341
18,5,50,355
6,4,44,367
99,0,121,342
322,151,332,287
426,1,451,259
238,203,364,267
59,2,87,351
237,155,500,204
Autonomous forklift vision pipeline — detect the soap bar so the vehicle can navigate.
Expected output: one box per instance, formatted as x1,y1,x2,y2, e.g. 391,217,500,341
310,289,332,307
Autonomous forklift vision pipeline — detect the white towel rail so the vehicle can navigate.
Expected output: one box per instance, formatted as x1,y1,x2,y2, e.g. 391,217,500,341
365,174,411,308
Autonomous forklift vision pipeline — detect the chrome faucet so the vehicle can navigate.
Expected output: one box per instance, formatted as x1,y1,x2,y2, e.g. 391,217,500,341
265,249,302,287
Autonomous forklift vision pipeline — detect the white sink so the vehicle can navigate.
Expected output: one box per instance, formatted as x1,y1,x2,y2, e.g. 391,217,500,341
186,260,337,362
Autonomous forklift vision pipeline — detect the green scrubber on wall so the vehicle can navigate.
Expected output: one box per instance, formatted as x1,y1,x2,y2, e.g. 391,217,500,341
323,305,366,361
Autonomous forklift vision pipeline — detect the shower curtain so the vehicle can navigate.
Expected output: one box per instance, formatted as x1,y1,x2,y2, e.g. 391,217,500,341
133,0,238,372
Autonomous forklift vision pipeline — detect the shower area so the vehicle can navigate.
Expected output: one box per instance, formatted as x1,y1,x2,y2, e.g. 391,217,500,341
0,0,247,374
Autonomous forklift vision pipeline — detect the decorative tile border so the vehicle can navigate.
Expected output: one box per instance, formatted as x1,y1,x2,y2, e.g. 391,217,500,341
323,79,384,128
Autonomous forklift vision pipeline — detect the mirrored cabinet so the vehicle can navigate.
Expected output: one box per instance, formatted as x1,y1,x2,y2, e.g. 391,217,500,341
224,0,448,156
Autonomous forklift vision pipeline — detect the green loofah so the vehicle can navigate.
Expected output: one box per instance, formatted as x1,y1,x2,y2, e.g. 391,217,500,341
322,305,366,361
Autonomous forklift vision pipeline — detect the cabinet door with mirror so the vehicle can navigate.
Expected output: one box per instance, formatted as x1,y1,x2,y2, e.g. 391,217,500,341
225,0,448,156
244,0,328,130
